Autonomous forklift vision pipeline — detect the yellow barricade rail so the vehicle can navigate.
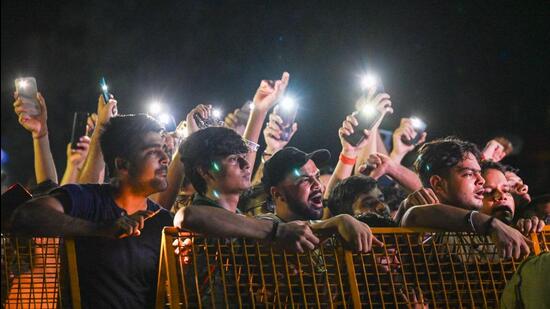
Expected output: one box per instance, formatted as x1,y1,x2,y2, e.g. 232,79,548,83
157,226,550,309
1,236,80,309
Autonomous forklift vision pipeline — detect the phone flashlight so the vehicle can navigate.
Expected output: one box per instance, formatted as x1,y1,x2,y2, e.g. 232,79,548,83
273,95,298,141
402,117,427,146
99,77,110,103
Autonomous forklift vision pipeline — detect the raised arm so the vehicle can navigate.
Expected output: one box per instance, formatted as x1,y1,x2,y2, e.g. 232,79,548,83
60,136,91,185
13,92,57,184
252,112,297,185
362,152,422,192
389,118,427,165
243,72,289,165
79,96,117,183
324,113,370,199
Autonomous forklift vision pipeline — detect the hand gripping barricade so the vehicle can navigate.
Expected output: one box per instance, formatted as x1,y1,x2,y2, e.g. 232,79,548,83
156,226,549,309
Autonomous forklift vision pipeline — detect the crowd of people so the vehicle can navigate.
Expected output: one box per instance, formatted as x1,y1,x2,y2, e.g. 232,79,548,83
4,72,549,308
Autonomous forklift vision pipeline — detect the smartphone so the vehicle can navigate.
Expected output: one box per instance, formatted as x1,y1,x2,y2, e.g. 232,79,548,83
14,77,41,117
1,183,32,232
193,109,224,129
344,105,384,146
99,77,110,103
401,117,427,146
273,103,298,141
70,112,89,149
234,101,253,125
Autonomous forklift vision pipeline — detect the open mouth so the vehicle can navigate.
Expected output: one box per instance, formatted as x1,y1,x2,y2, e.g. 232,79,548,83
474,188,486,199
308,191,323,207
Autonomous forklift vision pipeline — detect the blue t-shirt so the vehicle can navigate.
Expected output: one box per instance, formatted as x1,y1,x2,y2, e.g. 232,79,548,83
52,184,173,309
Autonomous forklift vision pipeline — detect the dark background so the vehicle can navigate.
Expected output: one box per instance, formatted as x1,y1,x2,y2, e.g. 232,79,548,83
2,1,549,193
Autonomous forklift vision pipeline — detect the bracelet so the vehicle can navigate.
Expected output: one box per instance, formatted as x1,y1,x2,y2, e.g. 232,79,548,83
466,210,479,233
269,221,279,241
339,153,356,165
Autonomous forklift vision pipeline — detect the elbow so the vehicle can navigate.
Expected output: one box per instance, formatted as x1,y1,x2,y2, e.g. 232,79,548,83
400,207,420,227
174,206,197,231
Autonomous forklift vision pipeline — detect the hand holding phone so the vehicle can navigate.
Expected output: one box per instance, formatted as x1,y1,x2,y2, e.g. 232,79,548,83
273,98,298,141
400,117,427,146
99,77,110,103
15,77,41,117
193,107,224,129
344,103,385,146
70,112,90,149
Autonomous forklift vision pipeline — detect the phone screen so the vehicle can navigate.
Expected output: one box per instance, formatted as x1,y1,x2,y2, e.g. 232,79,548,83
70,112,89,149
99,77,110,103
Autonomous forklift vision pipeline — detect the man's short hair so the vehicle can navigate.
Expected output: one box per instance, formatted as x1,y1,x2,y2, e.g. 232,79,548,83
414,137,481,187
480,160,507,174
327,175,378,216
179,127,249,195
100,114,163,174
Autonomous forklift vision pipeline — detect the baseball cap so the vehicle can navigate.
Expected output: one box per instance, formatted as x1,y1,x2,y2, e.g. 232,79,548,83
262,147,331,192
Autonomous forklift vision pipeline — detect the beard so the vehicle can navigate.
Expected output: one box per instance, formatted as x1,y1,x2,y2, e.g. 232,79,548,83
285,194,323,220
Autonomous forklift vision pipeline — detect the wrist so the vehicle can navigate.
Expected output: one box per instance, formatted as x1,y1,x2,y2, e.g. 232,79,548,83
339,152,357,165
32,129,48,140
389,150,405,163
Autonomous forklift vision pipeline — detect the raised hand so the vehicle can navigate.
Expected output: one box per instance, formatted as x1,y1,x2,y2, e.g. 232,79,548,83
96,95,118,128
339,113,370,157
13,92,48,138
100,209,160,238
252,72,290,112
263,113,297,154
274,220,319,253
66,136,91,168
185,104,212,135
391,118,427,161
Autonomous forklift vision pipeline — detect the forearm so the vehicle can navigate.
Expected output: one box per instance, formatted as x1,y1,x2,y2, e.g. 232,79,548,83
60,164,80,185
33,135,58,184
401,204,492,233
11,197,102,237
150,152,184,209
387,165,422,192
324,157,354,199
354,130,378,175
251,160,265,186
175,205,273,239
375,131,389,155
389,150,407,165
243,108,268,165
79,129,105,183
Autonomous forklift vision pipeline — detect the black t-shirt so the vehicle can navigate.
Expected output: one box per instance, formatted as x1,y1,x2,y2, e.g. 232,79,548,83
52,184,173,309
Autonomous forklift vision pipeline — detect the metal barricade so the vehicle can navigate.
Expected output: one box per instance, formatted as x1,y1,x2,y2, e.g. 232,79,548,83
157,226,550,309
1,236,80,309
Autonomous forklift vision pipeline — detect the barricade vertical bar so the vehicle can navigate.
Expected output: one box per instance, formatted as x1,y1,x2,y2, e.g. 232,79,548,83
241,239,257,307
282,251,295,308
254,242,269,307
331,246,347,308
228,240,243,307
294,252,308,307
319,246,334,308
381,234,399,307
155,236,167,309
531,231,541,256
268,246,282,307
444,241,464,308
65,238,81,309
430,235,451,307
214,240,229,308
163,229,181,309
343,250,361,309
419,235,438,307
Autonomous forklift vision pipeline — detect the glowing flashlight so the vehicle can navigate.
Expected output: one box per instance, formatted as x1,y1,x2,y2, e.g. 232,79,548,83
280,96,296,111
410,117,426,130
18,80,29,89
248,102,255,110
149,101,162,115
212,108,222,119
360,74,378,90
101,84,108,92
362,104,377,117
158,113,172,125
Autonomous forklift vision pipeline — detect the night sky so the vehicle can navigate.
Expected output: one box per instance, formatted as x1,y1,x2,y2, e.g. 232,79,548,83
2,1,549,193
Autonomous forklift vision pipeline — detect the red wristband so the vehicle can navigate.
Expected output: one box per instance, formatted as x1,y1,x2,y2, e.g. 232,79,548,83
339,153,356,165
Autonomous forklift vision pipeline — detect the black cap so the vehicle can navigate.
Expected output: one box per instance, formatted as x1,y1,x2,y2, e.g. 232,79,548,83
262,147,331,193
